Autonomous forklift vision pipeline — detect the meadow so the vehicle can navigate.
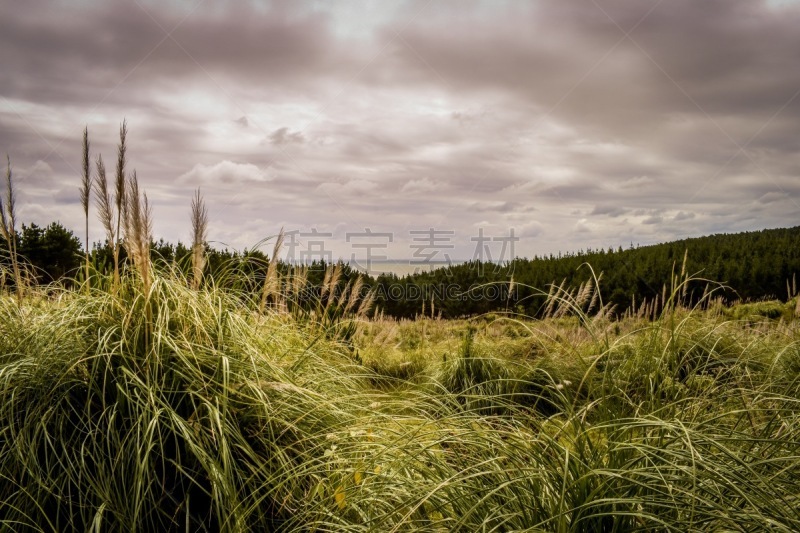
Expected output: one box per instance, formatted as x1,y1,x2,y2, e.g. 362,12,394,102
1,257,798,531
1,128,799,531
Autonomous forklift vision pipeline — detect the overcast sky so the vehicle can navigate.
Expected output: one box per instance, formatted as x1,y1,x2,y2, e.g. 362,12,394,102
2,0,799,266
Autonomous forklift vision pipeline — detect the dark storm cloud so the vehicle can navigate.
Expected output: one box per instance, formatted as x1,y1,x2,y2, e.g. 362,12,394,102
591,205,628,218
1,0,798,257
378,1,800,130
0,0,349,106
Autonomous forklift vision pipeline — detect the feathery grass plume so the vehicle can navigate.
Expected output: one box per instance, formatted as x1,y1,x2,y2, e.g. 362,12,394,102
506,275,514,312
112,120,128,287
285,264,310,320
125,170,154,352
322,261,342,302
355,285,376,318
336,279,352,311
544,279,565,318
320,261,343,322
260,228,284,312
0,156,22,299
123,170,153,295
343,275,364,316
0,164,10,239
190,188,208,290
93,154,115,256
553,286,576,319
80,126,92,290
320,265,333,300
588,279,600,315
680,248,689,300
637,298,646,318
290,264,308,299
576,279,593,309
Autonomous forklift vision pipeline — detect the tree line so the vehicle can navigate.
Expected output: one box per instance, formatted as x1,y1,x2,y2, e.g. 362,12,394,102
372,226,800,318
2,220,798,319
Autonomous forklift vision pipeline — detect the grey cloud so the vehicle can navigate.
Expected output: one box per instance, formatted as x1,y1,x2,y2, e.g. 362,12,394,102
269,127,305,145
13,160,55,188
401,177,442,194
590,205,628,217
376,0,800,162
757,191,789,204
53,187,80,206
574,219,593,234
178,160,273,185
467,201,535,214
517,221,544,238
539,182,602,199
0,1,350,106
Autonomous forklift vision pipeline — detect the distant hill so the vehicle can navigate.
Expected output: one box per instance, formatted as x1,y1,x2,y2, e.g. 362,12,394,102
372,226,800,318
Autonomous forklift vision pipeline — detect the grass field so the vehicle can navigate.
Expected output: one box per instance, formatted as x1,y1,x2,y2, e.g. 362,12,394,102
1,260,799,532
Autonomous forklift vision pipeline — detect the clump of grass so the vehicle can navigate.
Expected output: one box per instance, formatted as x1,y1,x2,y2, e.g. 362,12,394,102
0,269,372,530
363,351,427,386
726,299,796,322
282,260,375,344
433,327,518,414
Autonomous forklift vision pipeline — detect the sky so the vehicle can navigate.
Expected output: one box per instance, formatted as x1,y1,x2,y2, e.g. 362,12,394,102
2,0,799,268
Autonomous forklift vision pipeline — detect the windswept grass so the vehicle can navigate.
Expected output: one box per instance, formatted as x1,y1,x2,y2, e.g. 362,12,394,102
0,263,799,531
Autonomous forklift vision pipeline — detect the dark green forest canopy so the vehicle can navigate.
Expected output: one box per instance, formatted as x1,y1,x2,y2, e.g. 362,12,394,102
373,226,800,318
0,222,83,285
2,224,798,318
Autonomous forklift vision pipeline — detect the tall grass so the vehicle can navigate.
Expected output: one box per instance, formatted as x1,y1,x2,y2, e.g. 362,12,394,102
1,261,798,531
0,269,367,531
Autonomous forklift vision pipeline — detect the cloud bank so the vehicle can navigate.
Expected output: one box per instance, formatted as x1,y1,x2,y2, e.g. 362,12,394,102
1,0,798,261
